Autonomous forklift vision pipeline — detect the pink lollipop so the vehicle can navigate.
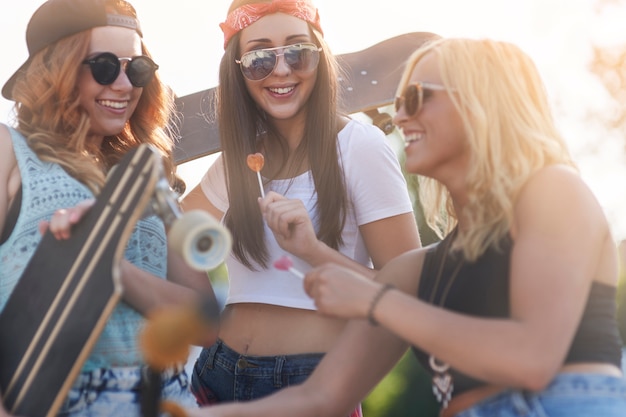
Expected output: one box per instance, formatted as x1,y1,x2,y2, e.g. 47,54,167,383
273,255,304,279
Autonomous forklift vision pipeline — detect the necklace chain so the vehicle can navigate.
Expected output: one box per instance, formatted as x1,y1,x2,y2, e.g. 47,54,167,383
428,228,463,305
428,228,463,409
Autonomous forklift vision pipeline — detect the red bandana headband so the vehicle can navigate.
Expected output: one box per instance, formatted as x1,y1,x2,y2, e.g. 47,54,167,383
220,0,323,49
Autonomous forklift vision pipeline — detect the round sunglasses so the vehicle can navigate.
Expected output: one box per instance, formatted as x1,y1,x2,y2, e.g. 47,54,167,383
394,81,450,117
235,43,322,81
82,52,159,88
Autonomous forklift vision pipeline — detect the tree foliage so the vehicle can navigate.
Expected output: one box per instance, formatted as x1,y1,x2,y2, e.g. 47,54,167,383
589,0,626,151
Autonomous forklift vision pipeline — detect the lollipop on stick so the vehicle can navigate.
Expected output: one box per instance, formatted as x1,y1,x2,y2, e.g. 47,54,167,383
247,153,265,198
273,255,304,279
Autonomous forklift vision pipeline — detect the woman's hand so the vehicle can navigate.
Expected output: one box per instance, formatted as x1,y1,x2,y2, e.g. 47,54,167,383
303,263,380,321
38,199,95,240
258,191,321,260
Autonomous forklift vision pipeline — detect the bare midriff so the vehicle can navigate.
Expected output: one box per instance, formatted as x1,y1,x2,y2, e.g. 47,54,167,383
560,362,622,377
218,303,347,356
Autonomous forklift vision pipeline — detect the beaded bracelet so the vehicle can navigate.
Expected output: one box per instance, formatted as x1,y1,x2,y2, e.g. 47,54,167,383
367,283,394,326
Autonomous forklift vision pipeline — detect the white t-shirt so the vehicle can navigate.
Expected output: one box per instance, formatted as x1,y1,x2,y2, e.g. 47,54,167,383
200,119,413,310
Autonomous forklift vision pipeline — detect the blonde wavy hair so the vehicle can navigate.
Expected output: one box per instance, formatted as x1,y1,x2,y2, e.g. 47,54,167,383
11,0,176,194
397,38,576,261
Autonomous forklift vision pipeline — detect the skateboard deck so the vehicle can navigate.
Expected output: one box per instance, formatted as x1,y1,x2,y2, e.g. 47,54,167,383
336,31,438,128
0,144,231,417
0,145,162,416
172,31,438,164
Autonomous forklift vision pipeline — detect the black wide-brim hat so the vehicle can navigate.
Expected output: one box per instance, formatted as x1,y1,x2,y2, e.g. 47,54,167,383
2,0,142,100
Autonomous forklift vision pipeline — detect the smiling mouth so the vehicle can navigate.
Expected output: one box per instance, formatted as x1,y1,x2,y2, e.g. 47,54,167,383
98,100,128,109
268,86,295,95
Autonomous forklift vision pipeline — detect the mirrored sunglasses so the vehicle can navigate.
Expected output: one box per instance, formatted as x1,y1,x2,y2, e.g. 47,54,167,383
394,82,449,117
82,52,159,88
236,43,322,81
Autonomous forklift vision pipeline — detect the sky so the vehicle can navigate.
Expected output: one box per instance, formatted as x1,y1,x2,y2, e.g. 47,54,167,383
2,0,626,241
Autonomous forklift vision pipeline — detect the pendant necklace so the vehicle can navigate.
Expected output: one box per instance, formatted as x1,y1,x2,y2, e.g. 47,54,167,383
428,228,463,409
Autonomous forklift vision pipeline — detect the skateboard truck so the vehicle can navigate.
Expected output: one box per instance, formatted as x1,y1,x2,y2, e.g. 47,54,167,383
145,171,232,272
364,109,395,135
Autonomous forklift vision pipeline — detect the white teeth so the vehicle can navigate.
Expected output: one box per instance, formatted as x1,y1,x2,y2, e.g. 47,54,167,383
405,132,424,144
269,87,294,95
98,100,127,109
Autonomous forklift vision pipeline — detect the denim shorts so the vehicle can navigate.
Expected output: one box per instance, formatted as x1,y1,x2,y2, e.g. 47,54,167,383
191,339,325,403
57,366,197,416
455,373,626,417
191,339,362,416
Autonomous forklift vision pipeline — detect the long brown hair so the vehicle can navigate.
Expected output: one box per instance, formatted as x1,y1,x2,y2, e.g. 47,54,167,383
12,0,176,194
219,0,347,269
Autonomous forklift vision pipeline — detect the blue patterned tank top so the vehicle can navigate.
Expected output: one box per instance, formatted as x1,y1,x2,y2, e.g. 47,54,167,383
0,127,168,371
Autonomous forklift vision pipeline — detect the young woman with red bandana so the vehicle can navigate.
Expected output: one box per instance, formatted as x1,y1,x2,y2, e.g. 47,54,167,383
182,0,421,413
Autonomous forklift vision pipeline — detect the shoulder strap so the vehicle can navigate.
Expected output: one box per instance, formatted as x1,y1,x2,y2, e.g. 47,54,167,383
1,186,22,244
1,127,27,245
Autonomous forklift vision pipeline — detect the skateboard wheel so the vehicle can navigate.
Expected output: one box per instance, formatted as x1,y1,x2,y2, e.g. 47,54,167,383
169,210,232,271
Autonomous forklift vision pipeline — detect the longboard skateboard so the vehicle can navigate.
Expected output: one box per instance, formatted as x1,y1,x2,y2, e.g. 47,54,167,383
172,31,438,164
0,144,231,417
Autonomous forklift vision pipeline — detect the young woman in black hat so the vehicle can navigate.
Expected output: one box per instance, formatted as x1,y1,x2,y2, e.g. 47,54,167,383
0,0,216,415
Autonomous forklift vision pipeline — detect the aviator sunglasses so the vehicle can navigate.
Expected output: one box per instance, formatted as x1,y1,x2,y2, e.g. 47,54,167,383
394,81,450,117
82,52,159,87
236,43,322,81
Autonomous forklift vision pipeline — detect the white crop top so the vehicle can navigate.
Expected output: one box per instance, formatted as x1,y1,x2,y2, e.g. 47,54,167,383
200,119,413,310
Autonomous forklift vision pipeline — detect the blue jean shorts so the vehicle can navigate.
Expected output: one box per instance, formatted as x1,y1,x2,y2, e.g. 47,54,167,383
456,373,626,417
57,366,197,416
191,339,324,404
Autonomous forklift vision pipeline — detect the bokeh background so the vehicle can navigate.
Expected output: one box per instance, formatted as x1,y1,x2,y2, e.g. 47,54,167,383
2,1,626,415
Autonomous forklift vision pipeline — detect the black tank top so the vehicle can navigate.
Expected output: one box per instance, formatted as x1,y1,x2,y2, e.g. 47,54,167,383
412,231,623,396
